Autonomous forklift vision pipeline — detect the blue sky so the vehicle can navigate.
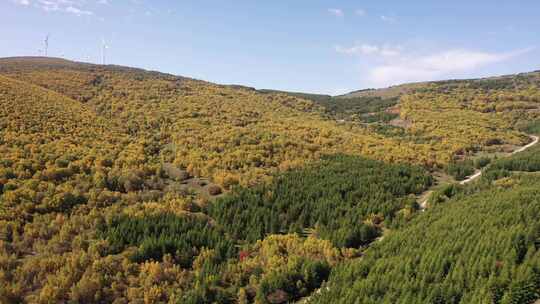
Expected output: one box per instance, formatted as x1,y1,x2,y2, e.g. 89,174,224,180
1,0,539,94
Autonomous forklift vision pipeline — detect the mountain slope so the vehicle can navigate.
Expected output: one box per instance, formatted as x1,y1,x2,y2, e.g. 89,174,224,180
0,59,435,303
258,72,540,165
1,57,540,303
0,57,446,185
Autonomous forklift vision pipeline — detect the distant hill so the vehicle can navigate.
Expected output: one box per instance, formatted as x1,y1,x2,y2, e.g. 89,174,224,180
339,82,424,99
340,70,540,99
256,89,400,122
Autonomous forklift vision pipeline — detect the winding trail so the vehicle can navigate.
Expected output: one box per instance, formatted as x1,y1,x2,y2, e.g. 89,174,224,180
419,135,539,210
459,170,482,185
512,135,539,155
418,190,433,211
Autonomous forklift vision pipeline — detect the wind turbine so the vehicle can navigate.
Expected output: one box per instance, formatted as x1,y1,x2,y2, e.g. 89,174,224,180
101,38,109,65
44,34,50,57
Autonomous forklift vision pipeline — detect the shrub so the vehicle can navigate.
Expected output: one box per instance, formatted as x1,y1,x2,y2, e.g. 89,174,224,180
207,185,222,196
474,157,491,169
447,160,475,181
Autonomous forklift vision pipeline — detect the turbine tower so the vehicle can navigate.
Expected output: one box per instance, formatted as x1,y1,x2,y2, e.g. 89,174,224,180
44,34,50,57
101,38,109,65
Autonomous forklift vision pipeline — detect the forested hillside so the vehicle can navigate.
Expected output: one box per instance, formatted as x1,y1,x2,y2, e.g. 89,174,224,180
399,75,540,157
0,57,445,181
312,129,540,304
208,155,432,246
1,57,540,303
268,72,540,164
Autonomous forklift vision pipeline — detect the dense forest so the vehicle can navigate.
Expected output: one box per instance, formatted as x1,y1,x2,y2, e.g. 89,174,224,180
208,155,432,246
312,131,540,304
1,57,540,303
311,174,540,304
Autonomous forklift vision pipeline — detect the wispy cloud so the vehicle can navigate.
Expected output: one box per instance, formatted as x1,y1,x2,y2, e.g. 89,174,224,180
12,0,30,6
328,8,344,18
355,9,366,17
335,44,401,57
380,15,396,23
370,49,532,86
336,43,533,87
12,0,97,16
65,6,93,16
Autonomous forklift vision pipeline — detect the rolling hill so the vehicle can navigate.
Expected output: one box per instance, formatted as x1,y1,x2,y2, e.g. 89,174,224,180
0,57,447,184
1,57,540,303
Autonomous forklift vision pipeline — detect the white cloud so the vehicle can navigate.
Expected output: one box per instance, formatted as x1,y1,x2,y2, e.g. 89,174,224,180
369,48,533,87
328,8,344,18
335,44,401,57
380,15,396,23
65,6,93,15
12,0,97,16
419,49,516,71
337,43,533,87
355,9,366,16
13,0,30,6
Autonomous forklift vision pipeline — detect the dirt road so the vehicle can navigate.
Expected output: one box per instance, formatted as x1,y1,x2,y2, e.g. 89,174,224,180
419,135,539,209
